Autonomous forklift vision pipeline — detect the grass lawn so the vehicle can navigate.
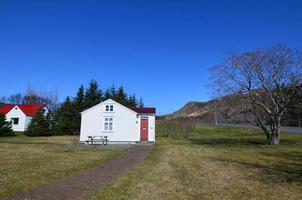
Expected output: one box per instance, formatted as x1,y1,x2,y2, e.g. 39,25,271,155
86,122,302,200
0,134,125,199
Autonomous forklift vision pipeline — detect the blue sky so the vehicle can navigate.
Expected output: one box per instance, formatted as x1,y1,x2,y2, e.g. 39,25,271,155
0,0,302,114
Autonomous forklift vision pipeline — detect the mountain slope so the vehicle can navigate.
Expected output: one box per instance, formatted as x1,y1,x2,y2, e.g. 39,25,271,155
165,101,212,119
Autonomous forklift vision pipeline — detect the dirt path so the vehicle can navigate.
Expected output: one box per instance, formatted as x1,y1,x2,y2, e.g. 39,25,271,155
8,145,152,200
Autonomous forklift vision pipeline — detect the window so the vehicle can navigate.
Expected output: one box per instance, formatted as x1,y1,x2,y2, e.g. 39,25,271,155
104,118,109,130
104,117,113,131
105,105,114,112
11,118,19,125
109,118,113,130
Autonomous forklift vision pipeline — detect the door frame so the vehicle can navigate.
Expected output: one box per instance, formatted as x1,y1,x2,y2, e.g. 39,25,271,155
140,116,149,141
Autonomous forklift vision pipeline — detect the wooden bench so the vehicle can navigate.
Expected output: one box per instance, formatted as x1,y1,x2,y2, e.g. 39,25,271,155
86,136,109,146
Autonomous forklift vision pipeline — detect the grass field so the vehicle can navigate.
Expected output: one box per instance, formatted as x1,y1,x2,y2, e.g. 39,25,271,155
0,134,125,199
86,122,302,200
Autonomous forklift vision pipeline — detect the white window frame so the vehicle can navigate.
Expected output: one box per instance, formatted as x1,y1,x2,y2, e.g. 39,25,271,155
105,105,114,112
104,117,114,131
11,118,19,125
109,117,113,130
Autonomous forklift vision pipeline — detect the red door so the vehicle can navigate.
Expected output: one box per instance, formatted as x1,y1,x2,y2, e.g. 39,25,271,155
140,118,149,141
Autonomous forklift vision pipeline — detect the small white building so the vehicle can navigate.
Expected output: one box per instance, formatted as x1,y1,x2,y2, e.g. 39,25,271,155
0,104,47,132
80,99,156,144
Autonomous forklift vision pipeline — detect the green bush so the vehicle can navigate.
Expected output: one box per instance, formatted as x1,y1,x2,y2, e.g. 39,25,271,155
25,109,53,136
0,114,14,136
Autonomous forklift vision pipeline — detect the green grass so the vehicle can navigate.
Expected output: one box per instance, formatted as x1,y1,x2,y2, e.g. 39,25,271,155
86,123,302,200
0,134,125,199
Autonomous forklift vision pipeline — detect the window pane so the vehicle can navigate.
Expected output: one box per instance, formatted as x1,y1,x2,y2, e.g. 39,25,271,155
104,122,108,130
106,105,109,111
110,105,113,111
109,122,113,130
11,118,19,125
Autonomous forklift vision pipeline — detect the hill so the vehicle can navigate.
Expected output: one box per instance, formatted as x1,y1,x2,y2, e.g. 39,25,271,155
164,95,302,127
164,101,213,120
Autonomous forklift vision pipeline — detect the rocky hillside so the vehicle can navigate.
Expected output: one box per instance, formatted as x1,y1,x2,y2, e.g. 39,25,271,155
164,95,302,127
164,101,212,119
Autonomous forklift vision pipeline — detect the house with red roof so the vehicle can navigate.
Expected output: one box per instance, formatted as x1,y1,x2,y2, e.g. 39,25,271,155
0,104,47,131
80,99,156,144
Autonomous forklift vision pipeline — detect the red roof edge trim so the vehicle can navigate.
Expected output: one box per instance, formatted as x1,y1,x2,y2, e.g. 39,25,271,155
130,107,156,114
0,104,46,116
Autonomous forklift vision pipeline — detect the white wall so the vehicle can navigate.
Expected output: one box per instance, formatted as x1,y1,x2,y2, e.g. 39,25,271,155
148,115,156,142
80,99,156,143
5,106,27,131
80,99,140,143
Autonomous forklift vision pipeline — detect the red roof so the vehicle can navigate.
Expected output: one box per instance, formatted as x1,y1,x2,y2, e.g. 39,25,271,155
0,104,46,116
130,107,156,114
0,105,15,115
18,104,46,116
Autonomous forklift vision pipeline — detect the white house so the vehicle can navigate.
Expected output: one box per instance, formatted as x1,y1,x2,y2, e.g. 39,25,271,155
0,104,47,131
80,99,156,144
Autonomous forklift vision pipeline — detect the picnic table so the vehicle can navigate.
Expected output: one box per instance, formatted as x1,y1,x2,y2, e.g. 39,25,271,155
86,136,109,146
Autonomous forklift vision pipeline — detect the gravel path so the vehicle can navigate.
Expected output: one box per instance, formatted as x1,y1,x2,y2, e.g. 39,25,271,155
8,145,152,200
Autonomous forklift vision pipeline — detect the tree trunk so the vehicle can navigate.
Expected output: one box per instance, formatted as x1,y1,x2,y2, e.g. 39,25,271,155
267,134,279,145
266,122,280,145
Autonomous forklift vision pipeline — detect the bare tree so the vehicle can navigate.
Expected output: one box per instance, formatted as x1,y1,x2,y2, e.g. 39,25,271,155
0,94,23,104
0,83,59,111
0,96,7,104
8,93,23,104
210,44,302,145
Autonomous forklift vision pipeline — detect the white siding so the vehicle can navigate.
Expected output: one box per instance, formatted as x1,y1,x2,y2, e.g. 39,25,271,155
148,115,156,142
5,106,27,132
80,99,156,144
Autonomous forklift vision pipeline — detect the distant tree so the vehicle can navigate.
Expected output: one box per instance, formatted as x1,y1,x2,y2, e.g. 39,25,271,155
8,93,23,104
116,86,128,105
46,110,55,134
0,114,14,136
128,94,138,107
23,84,59,110
138,97,144,107
104,89,112,100
84,80,102,109
0,96,7,104
73,85,86,133
22,94,45,104
109,85,117,99
74,85,85,111
0,83,59,110
25,108,53,136
283,88,302,126
210,44,302,145
54,96,78,135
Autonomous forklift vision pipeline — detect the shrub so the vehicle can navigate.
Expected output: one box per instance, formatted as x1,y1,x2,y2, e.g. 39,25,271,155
0,114,14,136
25,109,53,136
